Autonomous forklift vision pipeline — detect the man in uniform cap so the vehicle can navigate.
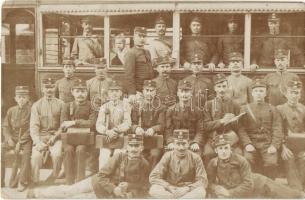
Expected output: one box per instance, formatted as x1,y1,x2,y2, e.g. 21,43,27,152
180,16,218,71
149,129,208,198
238,78,283,179
165,80,204,154
226,52,253,106
86,58,113,175
180,53,213,109
27,134,150,198
55,59,79,103
60,79,96,185
124,26,154,95
251,13,304,69
217,15,244,68
30,78,65,184
3,86,32,191
202,73,242,166
96,80,131,168
207,134,305,198
148,16,172,62
71,17,104,65
277,79,305,191
131,80,166,166
152,55,177,107
263,48,303,106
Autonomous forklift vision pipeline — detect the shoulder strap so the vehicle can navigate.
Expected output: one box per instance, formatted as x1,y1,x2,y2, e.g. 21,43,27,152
246,104,257,123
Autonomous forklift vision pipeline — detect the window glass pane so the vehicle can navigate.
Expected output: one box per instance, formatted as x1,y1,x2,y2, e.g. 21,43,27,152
1,23,10,63
251,13,305,68
15,23,35,64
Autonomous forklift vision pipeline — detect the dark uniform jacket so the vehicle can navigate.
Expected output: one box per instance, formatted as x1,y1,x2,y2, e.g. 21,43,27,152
217,32,244,65
165,103,203,145
149,150,208,189
207,153,253,198
124,47,154,95
180,35,218,65
131,99,166,134
91,152,150,198
3,102,32,144
152,76,177,107
55,77,79,103
238,102,283,149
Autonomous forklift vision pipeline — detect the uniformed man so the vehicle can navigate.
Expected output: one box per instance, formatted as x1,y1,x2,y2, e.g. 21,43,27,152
3,86,32,191
207,134,305,198
60,79,96,185
180,54,213,109
149,129,207,199
165,80,204,154
148,16,172,62
202,73,241,166
277,80,305,191
30,78,65,184
131,80,166,166
96,80,131,168
124,27,154,95
263,48,303,106
27,134,150,199
71,17,104,65
251,13,304,69
226,52,253,106
238,78,283,179
180,16,218,71
152,55,177,107
55,59,79,103
217,15,244,68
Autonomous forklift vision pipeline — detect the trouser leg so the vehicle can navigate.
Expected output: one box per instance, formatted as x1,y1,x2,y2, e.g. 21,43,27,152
87,145,99,173
1,143,5,187
64,144,75,185
31,148,43,183
49,140,63,179
19,141,32,185
284,155,303,191
260,147,278,179
180,186,206,199
75,145,87,182
149,184,174,198
99,148,111,168
203,140,216,167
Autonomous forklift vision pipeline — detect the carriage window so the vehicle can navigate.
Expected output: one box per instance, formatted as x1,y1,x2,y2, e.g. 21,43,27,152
251,13,305,69
109,13,173,68
1,23,10,64
15,24,35,64
180,13,245,69
43,14,104,66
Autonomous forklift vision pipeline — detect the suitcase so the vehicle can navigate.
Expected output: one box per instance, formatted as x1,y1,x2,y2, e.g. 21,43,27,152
61,128,95,145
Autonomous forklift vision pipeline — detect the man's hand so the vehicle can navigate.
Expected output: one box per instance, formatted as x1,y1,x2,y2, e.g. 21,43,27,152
175,186,190,198
145,128,155,136
207,63,216,72
7,138,15,148
35,141,48,152
167,143,175,150
190,143,200,152
166,185,177,194
245,144,255,152
281,144,294,160
105,129,118,142
47,135,57,146
15,142,21,153
215,185,230,197
267,145,277,154
61,121,76,130
135,127,145,135
220,113,235,125
249,64,259,71
113,186,126,198
217,62,226,69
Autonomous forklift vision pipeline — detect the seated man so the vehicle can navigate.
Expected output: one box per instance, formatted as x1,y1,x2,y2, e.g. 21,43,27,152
277,79,305,191
27,134,150,198
149,129,207,199
207,134,304,198
60,79,96,185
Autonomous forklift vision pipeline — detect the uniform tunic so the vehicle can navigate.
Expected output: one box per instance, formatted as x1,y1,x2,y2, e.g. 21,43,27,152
91,152,150,198
86,76,112,108
124,47,154,95
227,74,253,106
180,36,218,65
152,76,177,107
148,38,172,61
55,77,79,103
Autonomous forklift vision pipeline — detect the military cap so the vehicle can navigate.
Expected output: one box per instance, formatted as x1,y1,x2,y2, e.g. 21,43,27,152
72,79,87,89
251,78,267,89
213,73,227,85
178,80,192,90
108,80,122,90
268,13,280,22
143,80,157,88
191,16,202,24
173,129,189,141
62,59,75,67
228,52,243,62
95,58,107,69
15,86,29,95
128,134,144,144
155,16,166,25
287,79,302,91
227,15,238,23
153,56,176,67
42,77,56,86
213,134,230,147
191,54,203,63
134,27,147,36
274,49,288,59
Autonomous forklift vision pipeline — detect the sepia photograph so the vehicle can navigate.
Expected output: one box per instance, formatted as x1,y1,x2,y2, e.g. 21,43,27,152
1,0,305,198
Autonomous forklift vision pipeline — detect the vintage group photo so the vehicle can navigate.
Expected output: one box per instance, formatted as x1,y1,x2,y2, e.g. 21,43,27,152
1,0,305,198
